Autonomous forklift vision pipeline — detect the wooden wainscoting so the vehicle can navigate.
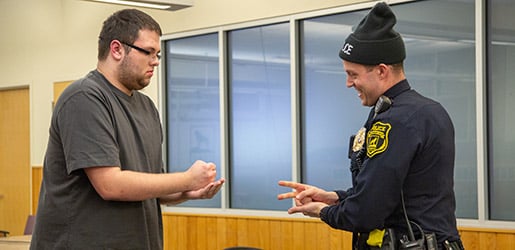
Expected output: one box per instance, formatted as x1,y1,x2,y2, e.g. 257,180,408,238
162,212,352,250
459,227,515,249
162,213,515,250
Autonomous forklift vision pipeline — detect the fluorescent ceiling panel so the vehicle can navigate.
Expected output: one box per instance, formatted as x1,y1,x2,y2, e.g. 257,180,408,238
83,0,193,11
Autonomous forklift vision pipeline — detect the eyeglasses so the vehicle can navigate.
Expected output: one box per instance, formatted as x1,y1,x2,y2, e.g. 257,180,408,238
120,41,161,61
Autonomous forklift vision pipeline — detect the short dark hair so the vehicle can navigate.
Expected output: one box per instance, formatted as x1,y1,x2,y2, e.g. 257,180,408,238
97,9,162,60
364,62,404,74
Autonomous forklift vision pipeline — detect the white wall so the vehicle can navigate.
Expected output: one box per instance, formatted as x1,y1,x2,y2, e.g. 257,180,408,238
0,0,359,166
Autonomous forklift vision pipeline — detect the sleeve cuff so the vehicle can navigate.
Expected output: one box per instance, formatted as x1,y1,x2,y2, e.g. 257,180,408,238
319,206,330,222
334,190,348,201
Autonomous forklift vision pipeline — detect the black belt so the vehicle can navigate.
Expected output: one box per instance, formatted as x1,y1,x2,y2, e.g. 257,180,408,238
355,234,464,250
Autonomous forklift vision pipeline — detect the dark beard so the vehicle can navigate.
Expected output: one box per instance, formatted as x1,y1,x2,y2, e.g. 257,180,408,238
118,57,150,93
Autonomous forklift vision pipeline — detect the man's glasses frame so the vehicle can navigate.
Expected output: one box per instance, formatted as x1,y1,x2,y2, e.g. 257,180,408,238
120,41,161,61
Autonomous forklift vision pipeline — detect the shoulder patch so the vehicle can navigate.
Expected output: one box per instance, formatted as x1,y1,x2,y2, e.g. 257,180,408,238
366,121,392,158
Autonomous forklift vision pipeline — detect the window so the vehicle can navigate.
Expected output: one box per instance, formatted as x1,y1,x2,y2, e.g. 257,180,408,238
393,0,477,219
228,23,292,210
300,12,370,191
165,33,221,208
488,0,515,221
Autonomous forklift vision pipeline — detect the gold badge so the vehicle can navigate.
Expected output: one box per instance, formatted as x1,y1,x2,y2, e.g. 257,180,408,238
352,127,366,152
366,121,391,157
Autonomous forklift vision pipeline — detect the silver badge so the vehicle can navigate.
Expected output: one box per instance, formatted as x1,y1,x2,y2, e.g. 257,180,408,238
352,127,366,152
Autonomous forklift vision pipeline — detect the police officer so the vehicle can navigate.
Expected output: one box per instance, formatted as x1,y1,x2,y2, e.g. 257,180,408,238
278,2,464,249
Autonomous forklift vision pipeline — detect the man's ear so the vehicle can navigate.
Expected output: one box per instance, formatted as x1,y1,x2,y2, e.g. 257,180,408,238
110,40,124,60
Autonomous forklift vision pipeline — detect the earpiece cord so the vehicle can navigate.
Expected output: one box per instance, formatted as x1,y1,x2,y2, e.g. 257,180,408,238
401,190,416,241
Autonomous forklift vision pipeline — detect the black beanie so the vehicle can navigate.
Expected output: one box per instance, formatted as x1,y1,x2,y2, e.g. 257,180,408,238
339,2,405,65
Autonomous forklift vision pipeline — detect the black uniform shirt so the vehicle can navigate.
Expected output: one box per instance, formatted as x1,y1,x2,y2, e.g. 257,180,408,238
321,80,460,245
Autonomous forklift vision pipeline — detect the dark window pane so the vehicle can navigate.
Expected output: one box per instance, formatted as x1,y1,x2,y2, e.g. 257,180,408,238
300,12,369,192
393,0,477,219
488,0,515,221
228,23,292,210
166,33,221,208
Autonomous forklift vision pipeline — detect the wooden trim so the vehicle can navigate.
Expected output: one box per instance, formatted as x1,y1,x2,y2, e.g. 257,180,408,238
163,211,320,223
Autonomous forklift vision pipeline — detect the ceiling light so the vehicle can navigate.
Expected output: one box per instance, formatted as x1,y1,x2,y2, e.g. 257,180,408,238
83,0,193,11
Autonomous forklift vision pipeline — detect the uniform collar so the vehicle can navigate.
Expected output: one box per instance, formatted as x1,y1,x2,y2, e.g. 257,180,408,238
383,79,410,99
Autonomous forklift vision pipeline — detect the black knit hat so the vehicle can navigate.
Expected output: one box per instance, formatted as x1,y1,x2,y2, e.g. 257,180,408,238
339,2,405,65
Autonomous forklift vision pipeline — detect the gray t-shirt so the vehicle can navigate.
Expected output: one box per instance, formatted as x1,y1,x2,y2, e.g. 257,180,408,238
31,70,164,250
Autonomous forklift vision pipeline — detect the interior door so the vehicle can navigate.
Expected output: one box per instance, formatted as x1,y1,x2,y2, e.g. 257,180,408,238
0,87,30,236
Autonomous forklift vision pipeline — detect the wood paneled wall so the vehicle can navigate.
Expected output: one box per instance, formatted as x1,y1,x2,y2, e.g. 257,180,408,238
458,227,515,250
31,168,515,249
162,213,352,250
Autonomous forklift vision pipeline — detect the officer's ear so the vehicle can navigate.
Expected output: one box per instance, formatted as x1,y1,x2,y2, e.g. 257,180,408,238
376,63,390,79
